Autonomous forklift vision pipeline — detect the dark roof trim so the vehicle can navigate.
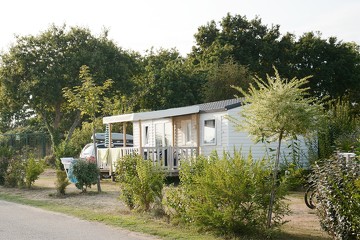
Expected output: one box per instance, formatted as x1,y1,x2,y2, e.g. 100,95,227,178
198,98,243,113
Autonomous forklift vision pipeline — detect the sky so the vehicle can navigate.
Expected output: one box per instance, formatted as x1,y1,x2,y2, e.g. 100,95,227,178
1,0,359,56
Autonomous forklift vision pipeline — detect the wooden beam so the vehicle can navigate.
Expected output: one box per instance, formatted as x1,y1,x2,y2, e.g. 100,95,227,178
123,122,127,147
139,120,143,156
172,117,175,147
196,113,200,155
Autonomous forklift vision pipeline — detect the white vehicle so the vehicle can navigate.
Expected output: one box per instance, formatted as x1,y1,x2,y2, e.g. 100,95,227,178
79,133,133,161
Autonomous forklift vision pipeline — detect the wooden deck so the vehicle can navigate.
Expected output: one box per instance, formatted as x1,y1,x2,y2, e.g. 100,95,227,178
97,146,198,176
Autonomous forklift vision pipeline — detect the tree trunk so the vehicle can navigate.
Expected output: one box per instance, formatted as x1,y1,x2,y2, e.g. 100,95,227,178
92,115,101,193
53,102,62,130
64,111,81,145
267,131,283,228
40,111,61,155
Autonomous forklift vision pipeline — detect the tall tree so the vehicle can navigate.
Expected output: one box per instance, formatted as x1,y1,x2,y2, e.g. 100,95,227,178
293,32,360,104
191,13,282,77
231,67,324,227
0,25,138,153
63,65,113,192
191,14,360,106
202,60,253,102
133,48,203,111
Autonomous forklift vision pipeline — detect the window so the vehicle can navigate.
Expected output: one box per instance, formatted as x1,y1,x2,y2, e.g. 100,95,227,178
144,126,149,145
186,122,191,143
203,119,216,144
155,122,172,147
182,120,192,145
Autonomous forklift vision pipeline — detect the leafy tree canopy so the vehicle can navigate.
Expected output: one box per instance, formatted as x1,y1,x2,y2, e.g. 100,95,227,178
132,48,204,111
0,25,139,151
191,14,360,105
232,67,324,143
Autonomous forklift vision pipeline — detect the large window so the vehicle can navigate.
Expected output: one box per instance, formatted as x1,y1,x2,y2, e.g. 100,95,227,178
203,119,216,145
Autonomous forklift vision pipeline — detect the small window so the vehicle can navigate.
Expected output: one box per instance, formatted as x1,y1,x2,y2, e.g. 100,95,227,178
203,119,216,144
144,126,149,145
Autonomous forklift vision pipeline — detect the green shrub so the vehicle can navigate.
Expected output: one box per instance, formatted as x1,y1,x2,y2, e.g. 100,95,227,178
116,155,165,212
280,163,309,191
164,152,289,237
4,159,25,188
55,169,70,195
312,156,360,239
24,157,45,188
0,147,14,185
71,159,99,192
54,141,79,170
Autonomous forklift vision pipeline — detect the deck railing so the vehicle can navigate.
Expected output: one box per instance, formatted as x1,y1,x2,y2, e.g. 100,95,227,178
97,146,198,176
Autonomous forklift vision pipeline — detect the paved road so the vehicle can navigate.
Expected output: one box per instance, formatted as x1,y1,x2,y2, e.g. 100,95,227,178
0,200,159,240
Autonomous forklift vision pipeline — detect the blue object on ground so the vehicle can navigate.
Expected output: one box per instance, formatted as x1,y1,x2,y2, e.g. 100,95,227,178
67,160,78,184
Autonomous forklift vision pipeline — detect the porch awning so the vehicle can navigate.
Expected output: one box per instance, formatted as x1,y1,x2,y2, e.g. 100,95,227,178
103,105,200,124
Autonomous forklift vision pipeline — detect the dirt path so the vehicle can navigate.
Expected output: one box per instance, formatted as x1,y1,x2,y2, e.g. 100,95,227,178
281,193,330,239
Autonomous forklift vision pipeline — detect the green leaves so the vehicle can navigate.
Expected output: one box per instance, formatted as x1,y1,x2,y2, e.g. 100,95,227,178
0,24,138,151
312,156,360,239
24,158,45,189
164,152,289,237
116,155,165,212
63,65,113,119
232,67,324,143
72,159,99,192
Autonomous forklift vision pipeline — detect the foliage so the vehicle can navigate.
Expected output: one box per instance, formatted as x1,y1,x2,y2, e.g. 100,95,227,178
66,119,105,155
0,146,14,185
318,98,360,159
55,169,70,195
63,65,113,120
71,159,99,192
231,67,324,226
191,14,360,105
312,155,360,239
132,48,203,111
163,152,289,237
24,157,44,188
191,14,282,76
280,163,309,191
293,33,360,105
63,65,113,192
4,159,25,188
202,60,253,102
116,155,165,212
54,141,78,171
0,25,139,152
232,67,324,143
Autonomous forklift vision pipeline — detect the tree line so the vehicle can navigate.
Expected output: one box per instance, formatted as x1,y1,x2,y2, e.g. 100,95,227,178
0,14,359,154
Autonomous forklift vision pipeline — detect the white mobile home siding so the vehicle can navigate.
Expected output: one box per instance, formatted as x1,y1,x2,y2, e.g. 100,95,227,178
226,107,309,165
199,111,227,156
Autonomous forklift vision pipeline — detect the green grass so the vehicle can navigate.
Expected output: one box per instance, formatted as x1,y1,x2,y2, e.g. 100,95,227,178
0,192,219,240
0,188,330,240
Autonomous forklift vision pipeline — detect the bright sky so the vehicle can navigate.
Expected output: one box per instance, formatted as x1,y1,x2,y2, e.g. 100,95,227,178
1,0,359,56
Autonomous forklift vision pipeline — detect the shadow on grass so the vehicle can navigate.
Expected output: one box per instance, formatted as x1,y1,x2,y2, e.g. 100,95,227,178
274,231,330,240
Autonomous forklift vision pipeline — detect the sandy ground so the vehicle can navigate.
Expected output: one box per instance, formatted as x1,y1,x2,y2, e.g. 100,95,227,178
282,193,330,239
0,168,330,239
